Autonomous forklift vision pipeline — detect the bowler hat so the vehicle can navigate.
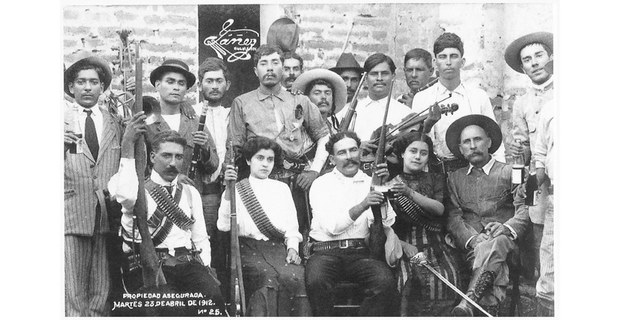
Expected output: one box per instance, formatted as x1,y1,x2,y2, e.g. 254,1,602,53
149,59,196,88
329,52,364,74
445,115,502,160
64,56,112,98
292,69,348,115
504,32,553,73
267,17,299,53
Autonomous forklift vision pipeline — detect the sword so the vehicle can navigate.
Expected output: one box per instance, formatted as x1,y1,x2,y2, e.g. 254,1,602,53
412,252,493,317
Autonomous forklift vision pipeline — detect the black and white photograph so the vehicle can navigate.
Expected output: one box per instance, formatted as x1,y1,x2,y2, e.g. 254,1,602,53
36,0,601,317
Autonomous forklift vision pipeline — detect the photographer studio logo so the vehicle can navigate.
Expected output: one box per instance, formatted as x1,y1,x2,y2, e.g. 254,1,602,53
204,19,259,63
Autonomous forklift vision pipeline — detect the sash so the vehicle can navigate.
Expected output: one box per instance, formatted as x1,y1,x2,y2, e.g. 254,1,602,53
236,178,285,240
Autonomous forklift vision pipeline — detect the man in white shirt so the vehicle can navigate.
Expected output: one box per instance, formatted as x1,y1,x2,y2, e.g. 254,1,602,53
412,33,505,172
306,131,397,316
192,57,231,276
336,53,412,175
108,130,224,316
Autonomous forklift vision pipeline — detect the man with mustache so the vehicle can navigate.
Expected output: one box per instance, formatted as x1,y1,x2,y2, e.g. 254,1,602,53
227,44,330,236
305,131,397,316
397,48,436,108
291,68,348,134
412,33,505,173
192,57,231,278
504,32,554,295
329,52,364,104
145,59,219,192
281,51,304,91
108,130,224,316
443,115,529,316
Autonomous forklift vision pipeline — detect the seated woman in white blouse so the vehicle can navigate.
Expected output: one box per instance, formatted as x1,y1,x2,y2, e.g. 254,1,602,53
217,136,310,316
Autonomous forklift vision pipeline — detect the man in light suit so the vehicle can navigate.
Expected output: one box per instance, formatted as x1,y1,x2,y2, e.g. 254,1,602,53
64,56,134,316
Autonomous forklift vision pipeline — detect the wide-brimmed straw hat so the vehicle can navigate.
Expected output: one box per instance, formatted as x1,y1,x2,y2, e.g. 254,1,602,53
149,59,196,88
446,115,502,160
292,69,348,115
504,31,553,73
329,52,364,74
64,56,112,98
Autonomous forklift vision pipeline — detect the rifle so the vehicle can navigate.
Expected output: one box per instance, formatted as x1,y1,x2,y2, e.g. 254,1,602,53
132,42,167,290
367,79,395,261
188,104,208,179
227,140,246,316
338,72,367,132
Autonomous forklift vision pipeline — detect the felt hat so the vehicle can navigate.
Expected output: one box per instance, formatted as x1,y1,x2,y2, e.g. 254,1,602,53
149,59,196,88
329,52,364,74
292,68,348,115
504,31,553,73
445,115,502,160
64,56,112,98
266,17,299,53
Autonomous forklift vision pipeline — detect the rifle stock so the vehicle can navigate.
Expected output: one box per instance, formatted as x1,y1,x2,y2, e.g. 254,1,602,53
132,42,166,289
188,104,208,179
227,141,246,316
338,72,367,132
368,79,394,261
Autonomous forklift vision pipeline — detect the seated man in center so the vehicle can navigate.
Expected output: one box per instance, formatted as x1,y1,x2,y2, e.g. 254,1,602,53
217,136,310,316
305,131,397,316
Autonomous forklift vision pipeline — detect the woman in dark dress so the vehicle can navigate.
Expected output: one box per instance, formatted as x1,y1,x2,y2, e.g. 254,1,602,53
388,132,465,316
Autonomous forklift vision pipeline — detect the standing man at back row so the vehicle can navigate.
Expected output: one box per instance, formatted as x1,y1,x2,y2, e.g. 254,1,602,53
412,32,505,173
397,48,436,108
281,51,304,91
330,52,364,104
226,44,330,233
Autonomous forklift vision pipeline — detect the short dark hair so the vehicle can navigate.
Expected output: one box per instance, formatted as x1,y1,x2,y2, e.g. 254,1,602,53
241,136,283,169
363,53,396,74
68,63,105,85
392,132,438,167
304,78,334,96
433,32,464,57
283,51,304,69
404,48,433,70
253,44,284,67
151,130,187,152
198,57,230,82
325,131,361,155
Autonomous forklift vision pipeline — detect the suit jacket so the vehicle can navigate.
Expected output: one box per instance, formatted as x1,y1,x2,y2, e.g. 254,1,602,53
446,161,530,250
145,112,219,193
64,104,123,236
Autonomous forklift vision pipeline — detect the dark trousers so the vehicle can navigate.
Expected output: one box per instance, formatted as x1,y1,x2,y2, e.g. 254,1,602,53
305,248,397,316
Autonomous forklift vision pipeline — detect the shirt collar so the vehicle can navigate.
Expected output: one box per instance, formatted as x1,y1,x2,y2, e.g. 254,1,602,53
258,85,285,101
150,169,179,188
467,157,496,175
531,75,554,92
77,104,103,118
437,81,465,96
331,166,368,183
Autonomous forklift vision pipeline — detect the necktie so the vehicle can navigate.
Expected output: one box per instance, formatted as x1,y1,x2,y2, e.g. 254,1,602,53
164,185,173,195
84,109,99,160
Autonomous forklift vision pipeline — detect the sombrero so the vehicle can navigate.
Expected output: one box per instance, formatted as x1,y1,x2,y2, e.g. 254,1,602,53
64,56,112,98
504,31,553,73
149,59,196,88
292,68,347,115
446,115,502,160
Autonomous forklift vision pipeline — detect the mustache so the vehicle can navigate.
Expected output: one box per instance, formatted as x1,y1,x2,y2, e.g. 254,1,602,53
285,75,296,81
263,73,277,80
466,151,483,158
344,159,360,167
165,167,179,175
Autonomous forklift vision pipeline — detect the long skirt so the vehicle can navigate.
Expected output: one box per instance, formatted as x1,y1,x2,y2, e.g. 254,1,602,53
396,226,465,316
240,237,311,316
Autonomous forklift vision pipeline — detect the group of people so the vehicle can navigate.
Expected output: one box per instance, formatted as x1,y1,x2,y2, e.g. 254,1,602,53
64,29,555,317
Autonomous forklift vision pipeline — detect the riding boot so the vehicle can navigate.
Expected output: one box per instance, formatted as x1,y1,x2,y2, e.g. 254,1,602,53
451,269,496,316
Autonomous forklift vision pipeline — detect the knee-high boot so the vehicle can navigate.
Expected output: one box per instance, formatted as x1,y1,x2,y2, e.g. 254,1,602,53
451,269,496,316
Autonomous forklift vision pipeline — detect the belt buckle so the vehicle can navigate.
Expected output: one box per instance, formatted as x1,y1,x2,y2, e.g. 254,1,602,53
338,239,349,249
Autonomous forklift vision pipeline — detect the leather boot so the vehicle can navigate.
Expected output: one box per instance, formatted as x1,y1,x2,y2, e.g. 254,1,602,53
451,269,496,317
